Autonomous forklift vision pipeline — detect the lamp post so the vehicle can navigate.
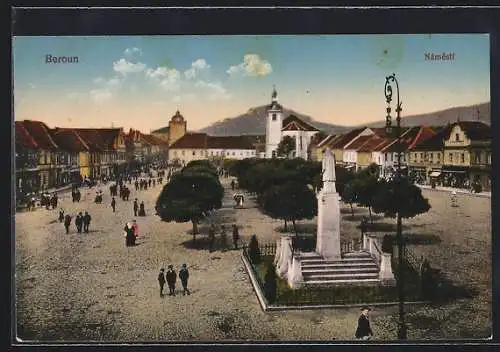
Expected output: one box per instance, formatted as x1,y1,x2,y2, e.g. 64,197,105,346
384,73,408,340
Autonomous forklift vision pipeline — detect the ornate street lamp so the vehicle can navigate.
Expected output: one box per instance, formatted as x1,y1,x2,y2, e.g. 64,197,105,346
384,73,408,340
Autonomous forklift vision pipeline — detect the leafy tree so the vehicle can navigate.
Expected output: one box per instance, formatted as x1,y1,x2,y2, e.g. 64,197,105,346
276,135,296,158
184,159,214,169
248,234,261,264
155,171,224,245
182,164,219,179
258,181,317,236
372,177,431,219
351,164,381,222
342,181,358,219
263,261,278,304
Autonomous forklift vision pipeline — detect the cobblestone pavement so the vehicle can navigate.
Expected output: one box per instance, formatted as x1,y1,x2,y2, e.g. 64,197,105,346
15,176,491,342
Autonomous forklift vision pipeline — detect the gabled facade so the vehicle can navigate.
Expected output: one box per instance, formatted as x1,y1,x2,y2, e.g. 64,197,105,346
50,128,90,184
15,121,40,196
280,115,320,159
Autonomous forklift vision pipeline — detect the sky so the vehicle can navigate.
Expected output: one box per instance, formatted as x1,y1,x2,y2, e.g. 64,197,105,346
13,34,490,133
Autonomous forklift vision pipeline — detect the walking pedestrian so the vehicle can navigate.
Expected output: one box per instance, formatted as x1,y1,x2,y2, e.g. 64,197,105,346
166,264,177,296
111,197,116,212
58,208,64,223
179,264,190,295
75,212,83,233
355,306,373,340
64,214,72,234
132,219,139,238
138,201,146,216
232,224,240,250
158,268,166,297
208,224,216,252
83,211,91,233
133,199,138,217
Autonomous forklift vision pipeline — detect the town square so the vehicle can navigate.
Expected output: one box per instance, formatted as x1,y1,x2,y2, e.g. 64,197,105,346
13,34,491,342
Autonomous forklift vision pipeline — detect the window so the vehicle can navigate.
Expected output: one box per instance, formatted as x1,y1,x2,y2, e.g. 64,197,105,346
448,153,453,162
487,152,492,164
181,150,185,156
272,114,277,121
420,152,424,160
232,152,235,156
474,152,481,164
461,153,465,163
384,154,388,162
272,150,276,158
174,151,178,157
430,153,434,162
211,151,214,156
455,133,460,142
192,151,196,156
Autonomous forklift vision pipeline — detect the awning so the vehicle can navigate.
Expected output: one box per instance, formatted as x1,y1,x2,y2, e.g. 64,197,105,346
430,171,441,177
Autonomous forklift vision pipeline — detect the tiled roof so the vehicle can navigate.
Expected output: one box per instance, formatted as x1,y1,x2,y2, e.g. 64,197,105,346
141,134,169,147
452,121,490,141
345,135,372,150
15,121,38,149
317,134,337,148
208,136,255,150
357,136,387,152
71,129,106,152
281,115,320,132
151,126,170,134
407,126,436,149
409,124,453,151
329,128,366,149
51,128,89,152
242,135,266,145
373,138,397,152
169,133,208,149
19,120,59,150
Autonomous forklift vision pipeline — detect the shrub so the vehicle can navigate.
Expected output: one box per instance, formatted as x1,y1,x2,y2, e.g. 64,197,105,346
248,234,261,264
263,262,278,304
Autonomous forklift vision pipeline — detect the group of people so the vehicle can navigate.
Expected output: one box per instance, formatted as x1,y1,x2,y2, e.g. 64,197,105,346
59,209,92,234
157,264,190,297
133,198,146,217
207,223,240,252
134,178,160,191
123,220,140,246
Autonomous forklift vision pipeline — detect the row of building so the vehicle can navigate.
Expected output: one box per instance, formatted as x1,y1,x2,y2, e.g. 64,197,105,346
310,120,492,191
15,120,171,195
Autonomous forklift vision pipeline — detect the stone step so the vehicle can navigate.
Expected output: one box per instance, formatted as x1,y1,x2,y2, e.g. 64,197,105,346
301,257,374,265
303,278,381,286
301,262,379,270
302,267,379,276
302,272,378,281
343,251,372,257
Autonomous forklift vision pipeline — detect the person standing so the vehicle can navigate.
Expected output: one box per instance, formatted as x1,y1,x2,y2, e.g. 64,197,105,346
166,265,177,296
75,212,83,233
58,208,65,223
64,214,72,234
133,199,139,217
132,220,139,238
111,197,116,212
179,264,190,295
232,224,240,250
83,211,91,233
355,306,373,340
139,201,146,216
158,268,166,297
231,179,235,190
208,224,216,252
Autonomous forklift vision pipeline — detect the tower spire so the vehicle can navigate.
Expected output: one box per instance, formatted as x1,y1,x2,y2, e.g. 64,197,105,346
272,85,278,102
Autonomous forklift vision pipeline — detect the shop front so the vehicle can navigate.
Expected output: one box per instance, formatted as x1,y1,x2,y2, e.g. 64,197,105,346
441,166,469,189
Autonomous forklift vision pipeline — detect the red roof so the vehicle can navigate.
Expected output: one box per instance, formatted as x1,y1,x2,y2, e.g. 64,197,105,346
357,136,387,152
73,128,122,150
50,129,89,152
317,134,338,148
71,129,106,152
375,138,398,152
169,133,208,149
329,128,366,149
208,136,254,150
407,126,436,149
15,121,38,149
281,115,319,132
19,120,58,150
345,135,372,150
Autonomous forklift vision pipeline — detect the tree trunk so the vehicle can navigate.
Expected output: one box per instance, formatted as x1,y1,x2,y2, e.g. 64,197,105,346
350,203,354,219
192,220,198,246
292,219,298,237
284,219,288,232
368,207,373,223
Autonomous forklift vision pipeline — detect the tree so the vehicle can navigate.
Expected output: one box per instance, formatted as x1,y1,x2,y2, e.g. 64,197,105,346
372,177,431,219
155,171,224,245
258,181,317,236
276,136,296,158
263,261,278,304
342,181,358,219
351,164,381,222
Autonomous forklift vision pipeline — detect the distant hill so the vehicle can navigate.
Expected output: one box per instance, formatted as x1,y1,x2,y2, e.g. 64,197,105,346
350,102,490,129
198,105,351,136
197,102,490,136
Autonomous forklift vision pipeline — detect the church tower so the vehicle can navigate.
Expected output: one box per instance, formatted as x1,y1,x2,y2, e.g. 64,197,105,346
265,86,283,158
168,110,187,146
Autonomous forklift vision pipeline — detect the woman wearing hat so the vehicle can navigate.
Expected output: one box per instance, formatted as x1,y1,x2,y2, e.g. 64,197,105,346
355,306,373,340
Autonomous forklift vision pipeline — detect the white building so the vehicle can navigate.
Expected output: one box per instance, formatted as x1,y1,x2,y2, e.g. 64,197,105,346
265,87,319,160
168,133,256,166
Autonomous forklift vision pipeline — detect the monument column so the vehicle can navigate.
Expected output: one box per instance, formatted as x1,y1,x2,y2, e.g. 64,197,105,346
315,148,341,261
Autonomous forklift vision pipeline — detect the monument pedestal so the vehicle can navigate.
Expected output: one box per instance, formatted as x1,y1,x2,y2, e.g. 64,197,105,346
315,191,341,261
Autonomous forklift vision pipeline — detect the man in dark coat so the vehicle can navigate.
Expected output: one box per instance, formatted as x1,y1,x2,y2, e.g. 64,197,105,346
355,306,373,340
83,212,91,233
179,264,190,295
158,268,166,297
133,199,139,216
166,265,177,296
75,212,83,233
111,197,116,212
58,209,65,223
232,224,239,250
138,201,146,217
64,214,72,234
124,222,135,247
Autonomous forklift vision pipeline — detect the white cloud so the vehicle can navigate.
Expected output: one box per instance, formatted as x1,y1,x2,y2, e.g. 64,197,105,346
113,58,146,76
184,58,211,80
124,47,142,58
227,54,273,77
90,88,112,103
93,77,105,84
146,66,181,91
106,77,121,88
172,93,197,102
28,83,36,89
194,80,231,100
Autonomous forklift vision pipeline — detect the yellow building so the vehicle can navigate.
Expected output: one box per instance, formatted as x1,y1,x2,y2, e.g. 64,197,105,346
151,110,188,147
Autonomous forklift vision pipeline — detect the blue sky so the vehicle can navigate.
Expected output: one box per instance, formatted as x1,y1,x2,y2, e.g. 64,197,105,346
13,34,490,132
